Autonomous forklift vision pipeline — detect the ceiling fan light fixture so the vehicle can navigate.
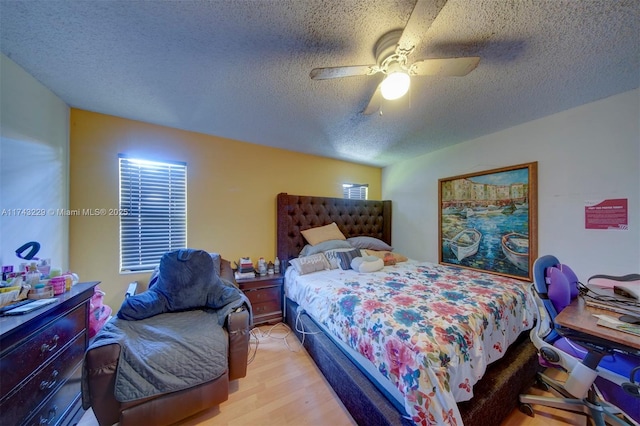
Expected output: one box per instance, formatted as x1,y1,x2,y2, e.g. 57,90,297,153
380,71,410,100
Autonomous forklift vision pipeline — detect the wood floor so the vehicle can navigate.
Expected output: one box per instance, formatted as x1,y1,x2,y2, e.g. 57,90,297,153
79,323,587,426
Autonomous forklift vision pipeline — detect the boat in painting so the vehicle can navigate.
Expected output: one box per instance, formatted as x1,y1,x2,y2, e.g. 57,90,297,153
449,228,482,261
461,207,475,218
501,202,516,215
501,232,529,271
442,206,461,215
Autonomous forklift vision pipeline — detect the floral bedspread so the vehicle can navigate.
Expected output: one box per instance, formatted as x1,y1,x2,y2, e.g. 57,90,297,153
285,261,535,426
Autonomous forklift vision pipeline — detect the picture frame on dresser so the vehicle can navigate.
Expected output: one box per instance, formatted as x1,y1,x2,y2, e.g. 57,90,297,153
439,161,538,281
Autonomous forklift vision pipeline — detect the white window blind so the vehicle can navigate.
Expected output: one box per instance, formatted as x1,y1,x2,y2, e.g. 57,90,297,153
343,183,368,200
119,156,187,272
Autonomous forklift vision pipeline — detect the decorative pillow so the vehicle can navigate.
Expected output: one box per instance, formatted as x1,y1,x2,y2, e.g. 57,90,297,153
347,236,393,251
299,239,353,257
301,222,346,246
149,251,220,288
118,249,242,321
324,248,359,269
382,252,396,266
364,250,408,263
289,253,331,275
351,256,384,273
336,249,362,270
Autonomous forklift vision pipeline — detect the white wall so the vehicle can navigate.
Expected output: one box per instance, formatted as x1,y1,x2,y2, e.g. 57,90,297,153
383,89,640,282
0,54,70,272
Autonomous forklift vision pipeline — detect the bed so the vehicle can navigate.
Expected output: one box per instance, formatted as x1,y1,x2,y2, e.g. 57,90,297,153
276,193,541,425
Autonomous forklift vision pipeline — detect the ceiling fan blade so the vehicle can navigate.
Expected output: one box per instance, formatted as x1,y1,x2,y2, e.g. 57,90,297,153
363,85,383,115
397,0,448,54
310,65,377,80
411,57,481,76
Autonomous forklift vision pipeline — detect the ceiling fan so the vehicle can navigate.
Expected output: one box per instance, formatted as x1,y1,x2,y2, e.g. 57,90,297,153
309,0,480,115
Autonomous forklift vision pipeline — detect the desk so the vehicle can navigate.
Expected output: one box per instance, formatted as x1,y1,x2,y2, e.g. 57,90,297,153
556,296,640,352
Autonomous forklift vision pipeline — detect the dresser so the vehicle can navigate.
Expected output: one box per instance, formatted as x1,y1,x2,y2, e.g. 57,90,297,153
236,274,283,325
0,281,99,426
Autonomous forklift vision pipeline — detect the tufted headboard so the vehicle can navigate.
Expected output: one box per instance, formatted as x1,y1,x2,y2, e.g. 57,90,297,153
276,193,392,269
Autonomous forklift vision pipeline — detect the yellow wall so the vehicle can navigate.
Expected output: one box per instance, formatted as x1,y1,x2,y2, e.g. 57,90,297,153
69,109,381,309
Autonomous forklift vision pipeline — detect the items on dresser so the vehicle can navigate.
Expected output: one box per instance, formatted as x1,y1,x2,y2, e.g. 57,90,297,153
234,257,256,280
0,281,99,426
2,257,79,304
2,298,56,315
257,257,267,276
0,299,35,315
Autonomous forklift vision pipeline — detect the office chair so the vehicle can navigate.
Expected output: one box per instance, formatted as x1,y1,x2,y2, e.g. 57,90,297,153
519,255,640,426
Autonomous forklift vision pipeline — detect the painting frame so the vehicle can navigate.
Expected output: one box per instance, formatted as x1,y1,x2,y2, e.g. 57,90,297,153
439,162,538,281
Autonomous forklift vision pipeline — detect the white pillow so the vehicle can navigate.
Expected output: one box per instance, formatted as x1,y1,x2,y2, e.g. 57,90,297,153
289,253,331,275
351,256,384,273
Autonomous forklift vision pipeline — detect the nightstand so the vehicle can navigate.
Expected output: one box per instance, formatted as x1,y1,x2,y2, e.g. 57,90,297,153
236,273,283,325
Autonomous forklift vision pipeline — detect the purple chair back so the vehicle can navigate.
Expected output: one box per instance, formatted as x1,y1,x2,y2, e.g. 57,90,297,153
547,266,571,313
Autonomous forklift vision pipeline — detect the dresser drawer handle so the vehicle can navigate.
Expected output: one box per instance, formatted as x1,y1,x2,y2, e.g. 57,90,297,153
38,405,57,425
40,335,59,354
40,370,59,390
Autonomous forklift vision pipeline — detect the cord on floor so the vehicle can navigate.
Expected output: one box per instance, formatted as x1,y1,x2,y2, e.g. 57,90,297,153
250,322,300,353
248,309,322,356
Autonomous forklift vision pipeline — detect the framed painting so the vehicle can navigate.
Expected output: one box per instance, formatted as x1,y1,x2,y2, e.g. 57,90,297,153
439,162,538,281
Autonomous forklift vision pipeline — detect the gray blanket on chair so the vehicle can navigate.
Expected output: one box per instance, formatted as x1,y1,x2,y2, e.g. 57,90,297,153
83,310,229,405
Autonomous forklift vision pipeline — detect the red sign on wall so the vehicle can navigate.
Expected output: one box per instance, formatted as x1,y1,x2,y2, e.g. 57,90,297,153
585,198,628,230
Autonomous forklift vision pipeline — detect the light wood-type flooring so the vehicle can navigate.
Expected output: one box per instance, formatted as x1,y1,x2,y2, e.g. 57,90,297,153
80,323,588,426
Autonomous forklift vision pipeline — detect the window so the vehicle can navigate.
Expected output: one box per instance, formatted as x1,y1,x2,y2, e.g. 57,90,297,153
343,183,368,200
119,155,187,272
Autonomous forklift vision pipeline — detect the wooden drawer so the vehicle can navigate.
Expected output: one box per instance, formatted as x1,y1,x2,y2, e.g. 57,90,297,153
0,305,86,398
252,299,281,317
0,333,85,425
24,362,83,426
245,287,282,324
238,277,283,290
243,286,280,305
237,274,283,325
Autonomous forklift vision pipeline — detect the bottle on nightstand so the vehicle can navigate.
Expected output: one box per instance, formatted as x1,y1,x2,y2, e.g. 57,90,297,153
258,257,267,276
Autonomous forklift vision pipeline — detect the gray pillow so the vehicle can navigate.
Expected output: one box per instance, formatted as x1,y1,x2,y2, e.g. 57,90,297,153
337,249,362,270
149,251,221,288
299,239,353,257
118,249,241,321
347,236,393,251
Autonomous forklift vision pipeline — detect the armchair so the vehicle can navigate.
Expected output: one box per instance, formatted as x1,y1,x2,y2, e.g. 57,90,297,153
82,251,252,426
519,255,639,425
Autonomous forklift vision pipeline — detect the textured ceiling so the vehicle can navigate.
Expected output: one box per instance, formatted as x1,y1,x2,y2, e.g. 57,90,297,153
1,0,638,167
